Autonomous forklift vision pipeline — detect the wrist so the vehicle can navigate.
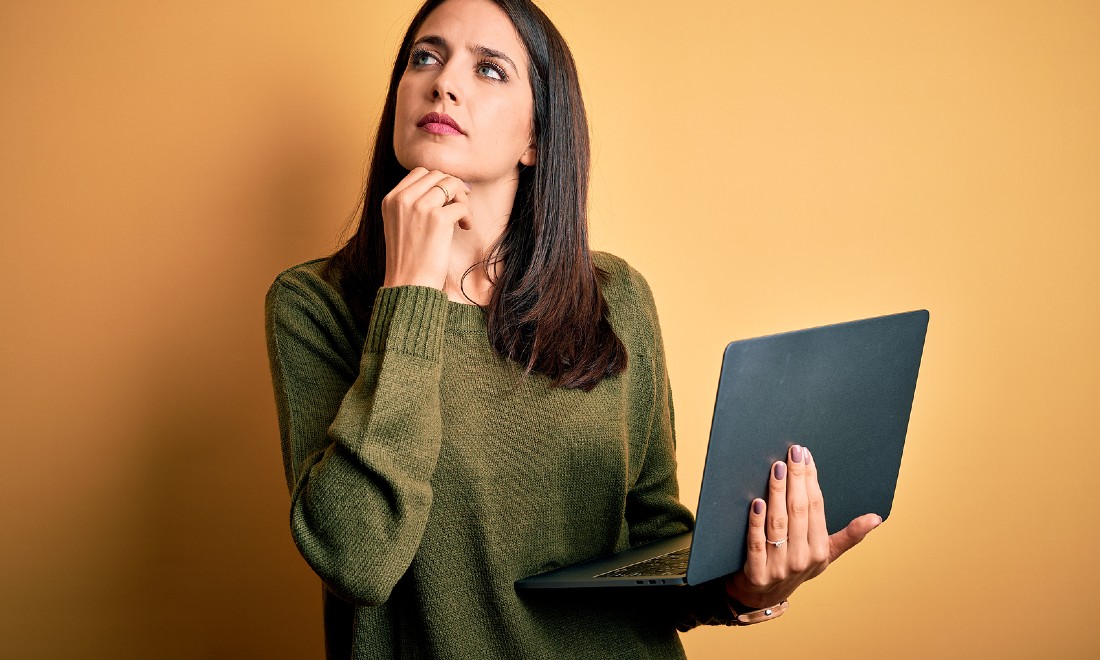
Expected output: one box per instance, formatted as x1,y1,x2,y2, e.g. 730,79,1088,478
724,576,779,610
726,598,790,626
724,577,790,625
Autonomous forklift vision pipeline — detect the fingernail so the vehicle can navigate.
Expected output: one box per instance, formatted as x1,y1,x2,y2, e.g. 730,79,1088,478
873,515,883,527
804,447,812,464
753,500,764,515
773,462,786,480
791,445,803,464
463,182,472,192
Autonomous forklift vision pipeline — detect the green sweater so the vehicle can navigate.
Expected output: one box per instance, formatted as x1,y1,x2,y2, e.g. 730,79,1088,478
265,253,738,659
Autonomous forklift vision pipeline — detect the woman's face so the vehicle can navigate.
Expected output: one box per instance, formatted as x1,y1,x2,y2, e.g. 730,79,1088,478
393,0,536,185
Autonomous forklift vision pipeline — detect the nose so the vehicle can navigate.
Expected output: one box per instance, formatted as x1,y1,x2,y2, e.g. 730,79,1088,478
431,69,460,105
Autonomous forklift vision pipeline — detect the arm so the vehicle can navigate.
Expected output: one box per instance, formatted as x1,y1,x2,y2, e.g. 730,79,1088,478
613,265,743,629
266,274,449,606
622,293,692,547
266,167,471,605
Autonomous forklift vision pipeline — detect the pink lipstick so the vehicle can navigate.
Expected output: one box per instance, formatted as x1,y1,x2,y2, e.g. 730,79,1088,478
417,112,464,136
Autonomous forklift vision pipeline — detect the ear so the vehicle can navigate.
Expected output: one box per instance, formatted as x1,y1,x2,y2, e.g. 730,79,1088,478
519,142,537,167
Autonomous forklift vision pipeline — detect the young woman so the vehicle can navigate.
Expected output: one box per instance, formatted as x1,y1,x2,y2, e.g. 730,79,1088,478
265,0,881,656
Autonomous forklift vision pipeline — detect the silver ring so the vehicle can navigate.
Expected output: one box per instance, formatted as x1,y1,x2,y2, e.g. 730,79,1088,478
766,538,787,548
432,184,451,203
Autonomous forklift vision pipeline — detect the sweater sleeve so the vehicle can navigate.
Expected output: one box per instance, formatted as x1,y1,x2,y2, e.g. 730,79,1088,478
623,285,693,547
615,262,743,631
265,275,449,606
613,259,692,546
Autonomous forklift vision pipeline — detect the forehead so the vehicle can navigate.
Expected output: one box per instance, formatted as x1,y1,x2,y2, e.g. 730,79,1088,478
415,0,529,69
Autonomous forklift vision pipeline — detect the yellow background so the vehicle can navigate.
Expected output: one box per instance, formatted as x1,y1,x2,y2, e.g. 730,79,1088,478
2,0,1097,657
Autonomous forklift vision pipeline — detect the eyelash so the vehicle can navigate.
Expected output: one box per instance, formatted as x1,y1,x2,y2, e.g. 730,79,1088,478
408,48,509,82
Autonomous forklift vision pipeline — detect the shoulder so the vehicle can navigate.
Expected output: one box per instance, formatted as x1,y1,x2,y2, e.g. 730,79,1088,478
593,251,656,305
265,257,362,349
267,257,331,299
593,251,662,352
266,257,346,315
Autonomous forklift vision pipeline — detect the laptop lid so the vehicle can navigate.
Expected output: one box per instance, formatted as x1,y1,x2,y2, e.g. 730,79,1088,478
684,309,928,584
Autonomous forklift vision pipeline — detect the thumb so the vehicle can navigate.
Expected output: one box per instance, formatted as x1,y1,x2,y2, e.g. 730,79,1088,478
828,513,883,562
451,193,472,231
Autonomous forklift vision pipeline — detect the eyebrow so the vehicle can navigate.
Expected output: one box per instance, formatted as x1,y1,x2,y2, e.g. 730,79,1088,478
412,34,520,75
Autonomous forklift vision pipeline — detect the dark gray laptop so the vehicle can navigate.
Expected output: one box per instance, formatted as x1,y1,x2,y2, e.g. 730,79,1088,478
515,309,928,589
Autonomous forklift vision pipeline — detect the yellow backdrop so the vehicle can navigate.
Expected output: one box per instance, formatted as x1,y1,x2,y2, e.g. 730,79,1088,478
1,1,1097,658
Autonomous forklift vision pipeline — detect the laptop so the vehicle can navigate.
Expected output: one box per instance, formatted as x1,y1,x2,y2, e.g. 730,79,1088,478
515,309,929,589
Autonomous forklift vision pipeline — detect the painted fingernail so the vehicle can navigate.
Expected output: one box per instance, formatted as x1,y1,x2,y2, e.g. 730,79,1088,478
791,445,803,463
773,462,786,480
463,182,472,192
753,500,764,515
804,447,812,464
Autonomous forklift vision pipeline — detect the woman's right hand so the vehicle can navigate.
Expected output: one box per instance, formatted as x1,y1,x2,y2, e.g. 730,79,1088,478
381,167,471,290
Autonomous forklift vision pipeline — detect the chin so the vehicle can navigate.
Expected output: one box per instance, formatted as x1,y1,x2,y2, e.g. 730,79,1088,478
395,144,471,180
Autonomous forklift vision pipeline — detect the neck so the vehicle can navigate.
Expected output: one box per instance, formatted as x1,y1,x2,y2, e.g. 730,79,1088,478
443,172,519,305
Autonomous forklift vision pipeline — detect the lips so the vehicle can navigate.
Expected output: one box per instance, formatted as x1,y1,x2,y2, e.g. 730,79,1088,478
417,112,464,136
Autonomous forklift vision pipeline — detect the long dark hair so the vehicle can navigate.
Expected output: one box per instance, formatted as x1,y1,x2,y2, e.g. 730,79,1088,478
325,0,626,391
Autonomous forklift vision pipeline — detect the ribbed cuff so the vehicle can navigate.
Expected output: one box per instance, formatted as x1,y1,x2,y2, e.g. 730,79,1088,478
366,286,449,360
673,579,741,631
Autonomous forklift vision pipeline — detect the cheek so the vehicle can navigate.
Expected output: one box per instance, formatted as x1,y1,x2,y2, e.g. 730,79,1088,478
393,80,415,150
394,79,411,124
491,96,534,151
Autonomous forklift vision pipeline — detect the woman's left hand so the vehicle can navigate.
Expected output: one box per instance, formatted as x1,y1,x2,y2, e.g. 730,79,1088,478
725,444,882,609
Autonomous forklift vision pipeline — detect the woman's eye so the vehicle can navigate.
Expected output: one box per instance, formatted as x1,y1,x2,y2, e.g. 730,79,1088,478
411,50,439,67
477,62,506,81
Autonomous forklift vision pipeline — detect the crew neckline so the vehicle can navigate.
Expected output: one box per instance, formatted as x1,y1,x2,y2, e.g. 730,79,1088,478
446,298,488,333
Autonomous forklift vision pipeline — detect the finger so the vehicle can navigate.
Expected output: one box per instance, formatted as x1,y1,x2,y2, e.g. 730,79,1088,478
785,444,809,570
404,172,468,207
389,166,432,196
803,447,830,563
432,175,469,206
828,513,882,562
766,460,788,563
430,200,473,232
451,194,472,230
404,171,451,205
743,499,768,580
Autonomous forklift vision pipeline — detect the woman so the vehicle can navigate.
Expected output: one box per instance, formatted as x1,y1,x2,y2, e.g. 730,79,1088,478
265,0,881,657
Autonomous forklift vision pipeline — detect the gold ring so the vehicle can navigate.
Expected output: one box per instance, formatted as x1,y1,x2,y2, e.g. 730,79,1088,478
433,184,451,203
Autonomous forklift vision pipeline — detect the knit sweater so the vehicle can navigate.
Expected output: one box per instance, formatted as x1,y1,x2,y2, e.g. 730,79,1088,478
265,252,738,659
